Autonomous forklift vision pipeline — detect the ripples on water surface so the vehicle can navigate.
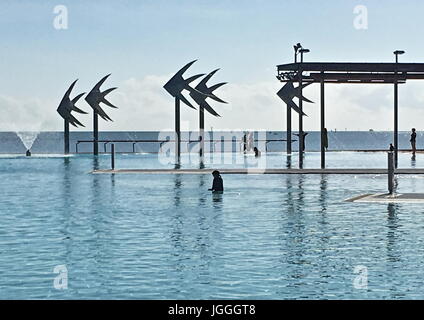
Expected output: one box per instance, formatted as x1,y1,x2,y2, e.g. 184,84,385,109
1,152,424,299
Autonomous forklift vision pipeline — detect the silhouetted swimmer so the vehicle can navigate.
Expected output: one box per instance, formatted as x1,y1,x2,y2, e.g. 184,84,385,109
389,143,394,152
208,170,223,193
410,128,417,154
26,149,31,157
254,147,261,157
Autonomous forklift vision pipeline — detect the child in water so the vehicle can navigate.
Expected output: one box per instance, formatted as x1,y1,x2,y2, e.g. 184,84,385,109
208,170,224,192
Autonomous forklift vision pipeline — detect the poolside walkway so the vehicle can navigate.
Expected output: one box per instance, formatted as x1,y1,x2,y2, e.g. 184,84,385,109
92,168,424,175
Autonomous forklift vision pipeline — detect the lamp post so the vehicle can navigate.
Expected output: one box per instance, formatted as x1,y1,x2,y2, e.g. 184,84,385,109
393,50,405,168
293,43,302,63
298,46,309,168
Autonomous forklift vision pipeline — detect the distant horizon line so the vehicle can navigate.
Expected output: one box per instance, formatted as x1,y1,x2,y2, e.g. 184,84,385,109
0,130,417,133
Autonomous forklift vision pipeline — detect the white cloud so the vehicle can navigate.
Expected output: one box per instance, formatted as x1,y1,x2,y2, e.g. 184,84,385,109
2,75,424,132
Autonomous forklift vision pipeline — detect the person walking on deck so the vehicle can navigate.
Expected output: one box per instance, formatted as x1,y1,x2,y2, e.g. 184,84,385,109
410,128,417,155
242,133,247,153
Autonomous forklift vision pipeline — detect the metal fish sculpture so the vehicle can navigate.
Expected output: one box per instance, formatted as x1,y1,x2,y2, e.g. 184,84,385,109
85,74,117,121
189,69,227,117
276,82,313,116
57,79,86,127
163,60,206,109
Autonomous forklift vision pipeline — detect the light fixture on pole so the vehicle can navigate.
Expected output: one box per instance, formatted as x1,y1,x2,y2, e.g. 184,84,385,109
293,43,302,63
394,50,405,63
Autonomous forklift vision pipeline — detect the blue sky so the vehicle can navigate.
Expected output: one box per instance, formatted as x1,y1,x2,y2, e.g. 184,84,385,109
1,0,424,131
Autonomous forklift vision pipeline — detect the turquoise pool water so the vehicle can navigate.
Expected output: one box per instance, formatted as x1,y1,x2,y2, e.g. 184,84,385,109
1,152,424,299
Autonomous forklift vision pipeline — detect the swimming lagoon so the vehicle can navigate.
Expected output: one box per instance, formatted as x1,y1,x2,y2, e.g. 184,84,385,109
1,152,424,299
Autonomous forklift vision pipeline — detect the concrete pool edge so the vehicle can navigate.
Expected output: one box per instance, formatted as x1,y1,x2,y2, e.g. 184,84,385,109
346,193,424,203
92,168,424,175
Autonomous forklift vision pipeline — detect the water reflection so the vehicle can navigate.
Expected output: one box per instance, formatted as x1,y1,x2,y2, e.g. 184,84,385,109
92,156,100,171
61,157,71,244
319,174,328,214
110,173,115,188
174,174,182,207
278,175,308,287
411,154,416,168
212,192,223,205
316,174,330,293
198,174,206,207
286,155,292,169
89,162,104,294
386,203,401,263
296,175,305,211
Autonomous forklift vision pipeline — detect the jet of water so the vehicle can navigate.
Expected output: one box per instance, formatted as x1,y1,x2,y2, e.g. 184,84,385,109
16,131,39,150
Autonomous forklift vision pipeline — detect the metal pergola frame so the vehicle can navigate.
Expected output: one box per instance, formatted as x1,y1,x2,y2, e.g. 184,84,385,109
276,61,424,168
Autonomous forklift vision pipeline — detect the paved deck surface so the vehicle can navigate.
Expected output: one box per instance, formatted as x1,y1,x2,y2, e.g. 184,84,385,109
346,193,424,203
93,168,424,175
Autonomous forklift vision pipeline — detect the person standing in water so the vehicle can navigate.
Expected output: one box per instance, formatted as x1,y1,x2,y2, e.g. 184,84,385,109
209,170,224,192
253,147,261,157
410,128,417,155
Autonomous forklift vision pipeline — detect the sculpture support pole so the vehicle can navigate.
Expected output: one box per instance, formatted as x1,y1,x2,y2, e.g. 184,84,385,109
199,106,205,162
320,73,325,169
93,111,99,155
286,103,292,155
64,119,69,155
299,67,303,169
175,97,181,163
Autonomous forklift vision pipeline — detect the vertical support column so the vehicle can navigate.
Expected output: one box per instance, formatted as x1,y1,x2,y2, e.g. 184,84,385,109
286,103,292,154
388,151,394,194
299,68,303,168
93,111,99,155
394,76,399,168
320,73,325,169
175,97,181,164
199,105,205,163
111,143,115,170
64,119,70,155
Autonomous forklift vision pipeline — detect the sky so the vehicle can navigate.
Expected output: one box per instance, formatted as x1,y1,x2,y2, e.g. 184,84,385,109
1,0,424,132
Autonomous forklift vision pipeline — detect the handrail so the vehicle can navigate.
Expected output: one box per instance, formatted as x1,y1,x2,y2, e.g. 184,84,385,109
75,138,298,153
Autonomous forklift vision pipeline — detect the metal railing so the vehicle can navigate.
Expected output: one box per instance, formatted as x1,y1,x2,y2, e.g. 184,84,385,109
75,138,297,154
